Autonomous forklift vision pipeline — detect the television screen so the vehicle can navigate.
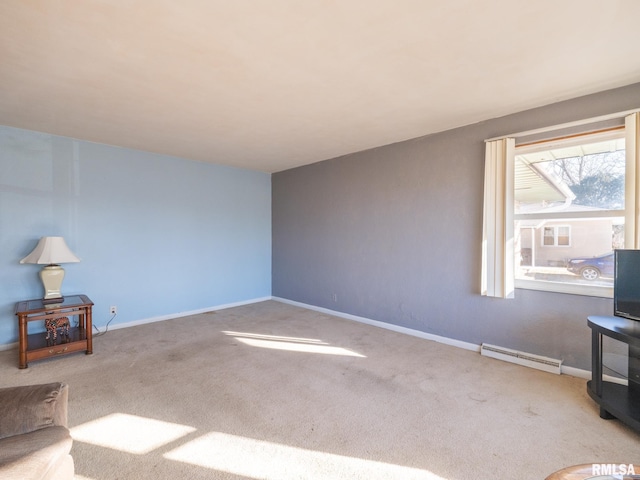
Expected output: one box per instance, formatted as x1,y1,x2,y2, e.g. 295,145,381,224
614,249,640,321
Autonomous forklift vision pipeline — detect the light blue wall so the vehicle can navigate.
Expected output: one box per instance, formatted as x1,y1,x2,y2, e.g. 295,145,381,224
0,126,271,346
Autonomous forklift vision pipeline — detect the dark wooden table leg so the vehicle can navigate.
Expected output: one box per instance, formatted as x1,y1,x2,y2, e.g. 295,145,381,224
85,306,93,355
18,314,28,369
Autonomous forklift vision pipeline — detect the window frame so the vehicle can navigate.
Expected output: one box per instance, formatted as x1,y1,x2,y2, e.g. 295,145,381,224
513,128,625,297
541,225,571,247
482,110,640,299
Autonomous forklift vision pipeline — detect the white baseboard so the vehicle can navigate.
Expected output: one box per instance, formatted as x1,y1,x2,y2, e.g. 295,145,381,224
559,365,590,379
0,296,272,350
0,341,17,352
1,294,602,382
272,297,597,380
272,296,480,352
102,296,273,332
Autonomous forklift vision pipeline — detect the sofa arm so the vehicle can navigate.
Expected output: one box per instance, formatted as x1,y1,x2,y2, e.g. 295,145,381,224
0,383,68,440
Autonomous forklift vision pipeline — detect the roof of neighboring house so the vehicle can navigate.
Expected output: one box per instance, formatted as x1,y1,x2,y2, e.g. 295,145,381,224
515,133,624,206
515,157,575,205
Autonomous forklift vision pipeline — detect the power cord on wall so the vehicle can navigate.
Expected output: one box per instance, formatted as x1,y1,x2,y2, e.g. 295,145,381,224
93,312,117,337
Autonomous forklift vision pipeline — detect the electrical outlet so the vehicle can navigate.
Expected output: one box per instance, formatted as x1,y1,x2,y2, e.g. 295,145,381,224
110,305,117,315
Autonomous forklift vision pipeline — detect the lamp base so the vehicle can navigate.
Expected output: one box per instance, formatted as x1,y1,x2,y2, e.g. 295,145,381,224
40,264,66,301
42,296,65,305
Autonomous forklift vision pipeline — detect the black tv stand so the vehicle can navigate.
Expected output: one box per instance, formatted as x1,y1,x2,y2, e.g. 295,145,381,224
587,315,640,433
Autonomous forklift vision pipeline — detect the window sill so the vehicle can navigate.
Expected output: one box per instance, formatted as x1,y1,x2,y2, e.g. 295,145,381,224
515,278,613,298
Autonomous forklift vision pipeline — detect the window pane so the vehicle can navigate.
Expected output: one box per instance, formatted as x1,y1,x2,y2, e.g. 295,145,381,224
557,226,570,246
516,220,622,286
543,227,555,246
514,131,625,290
515,136,625,215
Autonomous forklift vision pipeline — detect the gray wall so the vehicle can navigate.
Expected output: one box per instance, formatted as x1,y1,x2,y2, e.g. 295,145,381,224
272,82,640,370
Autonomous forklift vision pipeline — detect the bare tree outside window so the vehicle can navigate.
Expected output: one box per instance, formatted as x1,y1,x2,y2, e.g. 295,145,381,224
543,150,625,210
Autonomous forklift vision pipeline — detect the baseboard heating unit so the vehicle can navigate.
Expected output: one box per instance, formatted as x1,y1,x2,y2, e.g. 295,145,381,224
480,343,563,375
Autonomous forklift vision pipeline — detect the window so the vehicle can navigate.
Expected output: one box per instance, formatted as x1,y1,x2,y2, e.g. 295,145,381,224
541,226,571,246
514,129,625,293
482,111,640,299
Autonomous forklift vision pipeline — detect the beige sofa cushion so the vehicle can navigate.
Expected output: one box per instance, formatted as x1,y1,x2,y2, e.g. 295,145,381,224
0,426,73,480
0,383,73,480
0,383,67,440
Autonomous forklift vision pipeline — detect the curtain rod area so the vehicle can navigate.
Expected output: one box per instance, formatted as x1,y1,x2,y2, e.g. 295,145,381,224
516,126,624,148
484,107,640,142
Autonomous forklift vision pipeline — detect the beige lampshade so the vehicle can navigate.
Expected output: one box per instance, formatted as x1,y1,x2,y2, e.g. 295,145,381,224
20,237,80,301
20,236,81,265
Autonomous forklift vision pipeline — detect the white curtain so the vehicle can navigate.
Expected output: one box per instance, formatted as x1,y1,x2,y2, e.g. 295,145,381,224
481,138,515,298
626,112,640,249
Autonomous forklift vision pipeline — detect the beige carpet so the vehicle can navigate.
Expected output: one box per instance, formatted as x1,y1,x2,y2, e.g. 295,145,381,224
2,300,639,480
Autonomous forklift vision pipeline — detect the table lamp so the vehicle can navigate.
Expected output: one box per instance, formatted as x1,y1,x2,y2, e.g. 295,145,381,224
20,236,81,304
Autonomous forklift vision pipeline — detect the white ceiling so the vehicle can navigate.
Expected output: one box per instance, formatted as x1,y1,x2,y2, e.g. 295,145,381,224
1,1,640,173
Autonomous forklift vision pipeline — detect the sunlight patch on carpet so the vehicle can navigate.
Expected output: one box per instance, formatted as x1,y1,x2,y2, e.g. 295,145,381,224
164,432,446,479
71,413,196,454
223,331,328,344
223,331,366,357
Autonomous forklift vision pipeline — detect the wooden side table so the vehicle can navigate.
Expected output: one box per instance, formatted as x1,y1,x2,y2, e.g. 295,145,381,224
15,294,93,369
